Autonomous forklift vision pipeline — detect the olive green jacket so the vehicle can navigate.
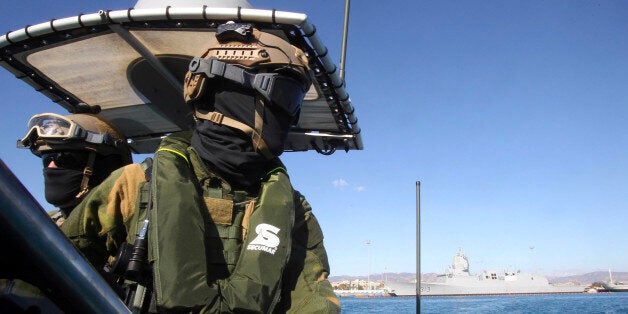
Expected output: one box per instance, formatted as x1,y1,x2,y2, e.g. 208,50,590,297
61,132,340,313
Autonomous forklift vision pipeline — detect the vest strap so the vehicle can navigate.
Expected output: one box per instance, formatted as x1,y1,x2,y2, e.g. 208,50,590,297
241,200,256,241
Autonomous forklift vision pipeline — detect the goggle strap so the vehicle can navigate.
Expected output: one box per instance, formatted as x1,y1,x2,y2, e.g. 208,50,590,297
85,132,116,146
189,57,276,103
75,151,97,199
194,109,272,159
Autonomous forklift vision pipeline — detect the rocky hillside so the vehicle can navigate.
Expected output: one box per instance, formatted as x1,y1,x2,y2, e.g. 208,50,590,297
547,271,628,284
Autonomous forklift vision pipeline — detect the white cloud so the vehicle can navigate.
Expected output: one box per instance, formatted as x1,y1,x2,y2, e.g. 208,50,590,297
333,179,366,192
332,179,349,187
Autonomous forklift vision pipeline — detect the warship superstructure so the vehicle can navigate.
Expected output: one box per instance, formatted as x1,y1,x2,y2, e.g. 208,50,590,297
421,250,586,296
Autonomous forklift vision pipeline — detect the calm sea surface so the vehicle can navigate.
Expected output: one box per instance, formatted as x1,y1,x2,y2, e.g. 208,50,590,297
340,293,628,313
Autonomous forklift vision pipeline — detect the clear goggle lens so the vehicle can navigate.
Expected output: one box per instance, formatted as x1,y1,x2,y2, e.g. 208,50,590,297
20,113,78,146
27,115,74,137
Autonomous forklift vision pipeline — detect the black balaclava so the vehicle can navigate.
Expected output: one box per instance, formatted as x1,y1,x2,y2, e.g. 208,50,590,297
191,79,293,190
43,153,126,214
43,168,84,210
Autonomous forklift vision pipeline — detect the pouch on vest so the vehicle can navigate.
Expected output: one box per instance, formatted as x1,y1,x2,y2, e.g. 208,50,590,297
203,186,253,281
148,133,213,310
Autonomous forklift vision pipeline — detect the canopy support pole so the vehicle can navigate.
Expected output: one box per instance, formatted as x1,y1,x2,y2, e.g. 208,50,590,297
108,24,183,93
339,0,350,81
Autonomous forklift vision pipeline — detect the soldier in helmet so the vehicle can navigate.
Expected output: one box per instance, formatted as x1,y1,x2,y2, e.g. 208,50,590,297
61,22,340,313
19,112,132,225
0,112,132,312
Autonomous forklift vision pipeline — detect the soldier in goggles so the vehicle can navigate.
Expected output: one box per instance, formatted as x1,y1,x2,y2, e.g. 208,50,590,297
18,112,132,222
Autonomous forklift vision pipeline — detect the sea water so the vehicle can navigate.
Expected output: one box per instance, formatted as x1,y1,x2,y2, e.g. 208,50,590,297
340,293,628,313
340,297,417,313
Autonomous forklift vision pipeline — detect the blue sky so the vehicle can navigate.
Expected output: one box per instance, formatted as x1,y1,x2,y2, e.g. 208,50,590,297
0,1,627,278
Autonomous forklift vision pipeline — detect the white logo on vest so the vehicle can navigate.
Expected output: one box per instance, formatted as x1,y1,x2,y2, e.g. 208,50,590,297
247,223,280,254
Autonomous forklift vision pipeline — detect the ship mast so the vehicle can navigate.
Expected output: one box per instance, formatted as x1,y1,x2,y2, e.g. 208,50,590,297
416,181,421,312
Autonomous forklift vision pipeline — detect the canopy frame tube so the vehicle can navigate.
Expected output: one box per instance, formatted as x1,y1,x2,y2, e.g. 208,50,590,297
0,6,362,152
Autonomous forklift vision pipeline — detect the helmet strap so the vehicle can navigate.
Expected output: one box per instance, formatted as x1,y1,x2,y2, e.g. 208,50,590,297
75,151,97,199
194,96,273,159
252,96,266,155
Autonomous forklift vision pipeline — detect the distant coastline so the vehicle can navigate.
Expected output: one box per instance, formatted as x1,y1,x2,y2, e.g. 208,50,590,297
330,271,628,286
330,272,416,284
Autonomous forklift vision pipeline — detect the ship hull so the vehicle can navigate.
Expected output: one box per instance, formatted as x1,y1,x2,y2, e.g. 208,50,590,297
421,281,586,296
386,281,417,296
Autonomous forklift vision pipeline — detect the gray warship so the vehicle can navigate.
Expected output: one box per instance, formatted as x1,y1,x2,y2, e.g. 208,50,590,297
421,250,586,296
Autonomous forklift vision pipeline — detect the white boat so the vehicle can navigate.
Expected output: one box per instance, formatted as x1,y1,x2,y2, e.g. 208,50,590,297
421,250,586,296
334,289,395,298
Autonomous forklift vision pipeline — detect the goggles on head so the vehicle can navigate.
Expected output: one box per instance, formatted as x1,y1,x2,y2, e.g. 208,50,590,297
19,113,120,150
187,57,307,116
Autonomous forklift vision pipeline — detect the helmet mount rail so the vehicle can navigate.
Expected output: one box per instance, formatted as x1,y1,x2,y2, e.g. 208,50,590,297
0,6,362,155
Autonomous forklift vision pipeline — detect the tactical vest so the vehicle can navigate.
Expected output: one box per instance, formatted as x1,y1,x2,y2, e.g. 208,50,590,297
135,132,295,311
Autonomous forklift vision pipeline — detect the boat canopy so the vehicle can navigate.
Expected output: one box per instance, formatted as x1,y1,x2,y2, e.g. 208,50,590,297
0,5,362,154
